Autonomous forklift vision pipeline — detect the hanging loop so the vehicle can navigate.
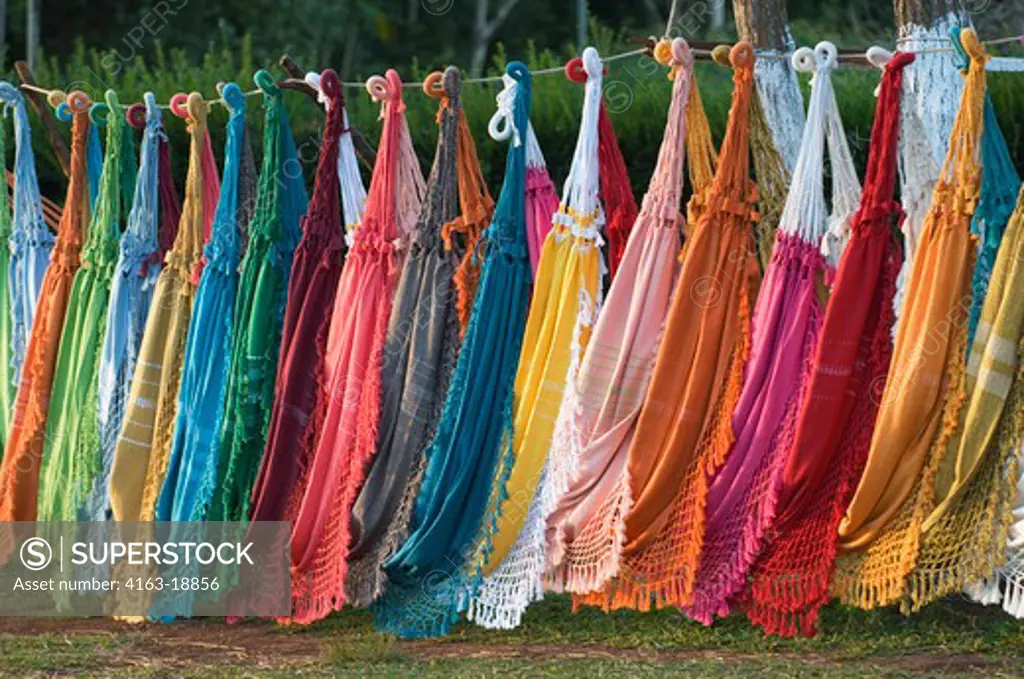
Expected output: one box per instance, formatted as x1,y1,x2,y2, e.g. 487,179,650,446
254,69,280,96
423,71,444,98
791,46,816,74
221,82,245,114
169,92,190,119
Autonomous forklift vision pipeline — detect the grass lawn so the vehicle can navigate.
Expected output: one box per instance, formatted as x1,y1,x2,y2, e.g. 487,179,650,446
0,595,1021,676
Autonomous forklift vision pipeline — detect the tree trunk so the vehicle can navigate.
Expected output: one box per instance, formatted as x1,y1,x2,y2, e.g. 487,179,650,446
732,0,803,172
26,0,39,70
732,0,804,269
893,0,966,168
576,0,587,49
889,0,967,332
0,0,7,61
469,0,523,76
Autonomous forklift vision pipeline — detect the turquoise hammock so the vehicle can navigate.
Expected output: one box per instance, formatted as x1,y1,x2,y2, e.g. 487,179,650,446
208,71,308,522
954,28,1021,348
87,122,102,210
37,91,136,521
156,83,252,522
376,61,534,639
0,84,54,399
87,94,167,521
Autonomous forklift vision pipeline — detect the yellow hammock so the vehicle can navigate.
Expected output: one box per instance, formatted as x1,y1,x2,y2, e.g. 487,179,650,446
832,29,986,609
906,186,1024,611
108,93,210,523
481,48,607,576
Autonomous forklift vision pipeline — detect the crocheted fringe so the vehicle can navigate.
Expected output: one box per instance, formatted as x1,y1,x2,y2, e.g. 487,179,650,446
574,291,751,613
832,290,971,610
346,301,461,607
287,296,391,625
904,450,1018,614
545,475,631,594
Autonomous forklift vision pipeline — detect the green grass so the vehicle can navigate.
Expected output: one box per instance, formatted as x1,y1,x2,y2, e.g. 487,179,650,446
1,596,1015,677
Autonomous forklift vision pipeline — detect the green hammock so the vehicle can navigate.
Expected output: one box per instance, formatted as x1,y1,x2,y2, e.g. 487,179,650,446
37,91,135,521
208,72,307,522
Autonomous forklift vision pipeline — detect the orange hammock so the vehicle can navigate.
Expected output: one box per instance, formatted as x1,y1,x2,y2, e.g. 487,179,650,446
831,28,987,610
575,42,760,611
0,94,91,523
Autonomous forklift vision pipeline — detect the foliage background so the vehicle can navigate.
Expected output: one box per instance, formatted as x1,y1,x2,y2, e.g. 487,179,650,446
0,1,1022,201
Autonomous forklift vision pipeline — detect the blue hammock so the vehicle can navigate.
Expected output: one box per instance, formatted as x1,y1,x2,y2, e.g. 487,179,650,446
0,83,54,396
156,83,249,522
375,61,533,639
87,93,166,521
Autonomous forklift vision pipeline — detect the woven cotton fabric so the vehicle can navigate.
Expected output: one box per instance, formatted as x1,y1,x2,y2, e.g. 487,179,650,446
832,28,987,609
248,70,352,528
286,69,424,625
467,47,608,630
155,83,255,523
208,74,309,524
686,42,860,626
743,51,913,638
375,63,533,639
345,67,465,608
107,93,216,523
0,84,54,411
38,92,135,522
543,39,703,597
0,102,91,522
575,43,760,612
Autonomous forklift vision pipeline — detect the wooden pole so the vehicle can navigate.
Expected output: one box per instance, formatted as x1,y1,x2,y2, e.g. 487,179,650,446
278,54,377,171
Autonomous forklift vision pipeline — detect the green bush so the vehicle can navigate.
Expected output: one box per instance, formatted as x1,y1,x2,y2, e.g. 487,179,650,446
9,34,1024,205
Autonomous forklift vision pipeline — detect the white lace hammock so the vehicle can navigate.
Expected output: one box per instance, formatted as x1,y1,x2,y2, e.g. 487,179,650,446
465,46,608,630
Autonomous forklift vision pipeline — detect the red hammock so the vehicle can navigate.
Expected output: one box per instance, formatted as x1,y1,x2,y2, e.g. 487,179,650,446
742,51,913,638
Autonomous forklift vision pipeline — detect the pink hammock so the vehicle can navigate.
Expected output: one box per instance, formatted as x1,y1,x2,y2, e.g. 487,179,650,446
524,124,558,278
285,70,425,625
543,38,694,594
685,43,860,624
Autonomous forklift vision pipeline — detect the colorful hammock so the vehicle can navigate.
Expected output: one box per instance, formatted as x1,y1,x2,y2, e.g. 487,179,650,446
962,51,1020,349
685,42,860,625
87,95,168,521
155,83,256,522
107,92,215,523
0,94,91,522
208,72,309,523
565,60,636,282
908,187,1024,612
156,114,182,260
832,28,987,609
544,37,715,595
376,62,533,638
966,219,1024,613
0,97,13,462
905,29,1022,608
743,49,912,638
286,69,424,625
346,67,465,607
467,47,607,630
524,123,558,278
248,70,357,527
446,81,495,336
37,91,136,522
0,84,54,403
575,42,760,612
